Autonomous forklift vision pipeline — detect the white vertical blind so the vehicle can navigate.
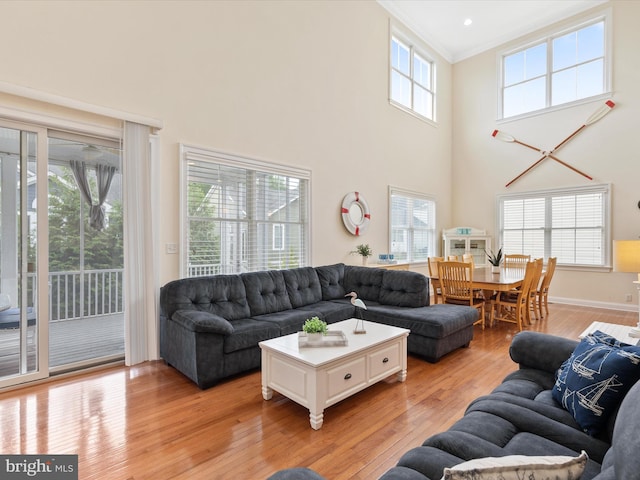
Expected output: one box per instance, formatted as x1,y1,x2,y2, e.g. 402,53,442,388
181,145,310,276
123,122,157,365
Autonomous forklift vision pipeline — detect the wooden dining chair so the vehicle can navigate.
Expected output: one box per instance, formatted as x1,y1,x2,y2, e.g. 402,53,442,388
526,258,544,323
490,260,537,331
438,261,485,329
447,255,461,261
427,256,444,304
461,252,486,299
504,254,531,267
535,257,557,318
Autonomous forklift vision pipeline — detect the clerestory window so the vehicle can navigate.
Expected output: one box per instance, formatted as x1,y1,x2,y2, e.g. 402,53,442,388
390,32,436,122
500,14,610,119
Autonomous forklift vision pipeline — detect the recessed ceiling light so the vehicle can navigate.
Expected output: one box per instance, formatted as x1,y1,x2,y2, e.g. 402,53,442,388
464,18,473,26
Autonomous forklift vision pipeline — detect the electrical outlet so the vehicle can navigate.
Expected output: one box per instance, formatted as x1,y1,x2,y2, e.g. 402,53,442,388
625,293,633,302
166,243,178,254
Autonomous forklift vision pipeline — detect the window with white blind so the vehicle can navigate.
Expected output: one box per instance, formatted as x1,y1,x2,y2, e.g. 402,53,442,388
389,187,436,263
180,145,310,276
497,184,610,268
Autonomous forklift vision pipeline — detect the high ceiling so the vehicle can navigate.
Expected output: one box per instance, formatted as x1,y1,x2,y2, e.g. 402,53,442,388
377,0,608,63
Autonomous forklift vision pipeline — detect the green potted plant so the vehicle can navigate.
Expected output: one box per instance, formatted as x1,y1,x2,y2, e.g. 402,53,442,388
302,316,328,342
486,247,503,273
351,243,373,265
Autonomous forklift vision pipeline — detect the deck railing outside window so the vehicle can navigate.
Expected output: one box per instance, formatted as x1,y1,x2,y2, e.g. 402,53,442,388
27,269,124,321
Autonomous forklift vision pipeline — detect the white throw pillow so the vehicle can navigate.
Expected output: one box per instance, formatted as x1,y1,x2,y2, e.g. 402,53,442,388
441,450,588,480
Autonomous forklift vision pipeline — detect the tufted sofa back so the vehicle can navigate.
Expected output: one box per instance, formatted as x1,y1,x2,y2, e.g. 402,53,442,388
160,275,250,320
282,267,323,308
379,269,429,307
160,263,431,321
315,263,346,300
241,270,292,316
344,266,384,302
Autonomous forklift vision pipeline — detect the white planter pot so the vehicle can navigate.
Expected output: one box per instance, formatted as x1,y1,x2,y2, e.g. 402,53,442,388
491,265,500,274
307,333,323,343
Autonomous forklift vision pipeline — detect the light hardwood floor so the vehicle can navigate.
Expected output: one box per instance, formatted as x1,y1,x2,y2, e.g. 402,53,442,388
0,304,636,479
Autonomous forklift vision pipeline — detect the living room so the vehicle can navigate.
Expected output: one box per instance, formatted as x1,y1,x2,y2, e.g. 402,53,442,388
1,0,639,478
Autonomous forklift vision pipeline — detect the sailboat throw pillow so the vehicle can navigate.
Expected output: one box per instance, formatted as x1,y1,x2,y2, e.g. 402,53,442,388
552,330,640,436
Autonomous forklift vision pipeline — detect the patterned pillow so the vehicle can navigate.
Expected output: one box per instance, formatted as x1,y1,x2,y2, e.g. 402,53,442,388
442,451,587,480
552,330,640,436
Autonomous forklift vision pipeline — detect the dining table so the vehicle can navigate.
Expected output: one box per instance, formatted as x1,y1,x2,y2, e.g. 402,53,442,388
429,265,533,326
429,266,527,293
466,266,527,292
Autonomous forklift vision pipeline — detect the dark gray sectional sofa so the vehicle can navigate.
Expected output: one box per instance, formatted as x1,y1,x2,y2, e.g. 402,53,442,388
269,331,640,480
159,263,479,389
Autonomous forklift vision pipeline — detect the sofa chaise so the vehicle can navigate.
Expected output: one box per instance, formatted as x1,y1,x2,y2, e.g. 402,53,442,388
159,263,479,389
269,330,640,480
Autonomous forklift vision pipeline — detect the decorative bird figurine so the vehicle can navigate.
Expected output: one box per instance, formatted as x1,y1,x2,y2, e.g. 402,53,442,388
345,291,367,334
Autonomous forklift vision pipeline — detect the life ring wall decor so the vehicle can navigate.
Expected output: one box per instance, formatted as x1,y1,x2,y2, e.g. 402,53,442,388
341,192,370,236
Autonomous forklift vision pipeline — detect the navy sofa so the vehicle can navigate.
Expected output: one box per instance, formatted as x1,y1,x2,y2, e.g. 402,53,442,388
269,331,640,480
159,263,478,389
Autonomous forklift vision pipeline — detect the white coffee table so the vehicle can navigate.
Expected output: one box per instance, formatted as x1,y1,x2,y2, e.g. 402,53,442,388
579,321,640,344
259,319,409,430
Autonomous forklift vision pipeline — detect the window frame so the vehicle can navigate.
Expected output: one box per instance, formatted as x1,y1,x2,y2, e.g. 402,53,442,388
498,11,612,121
388,186,437,264
389,26,437,124
496,184,611,270
180,144,311,276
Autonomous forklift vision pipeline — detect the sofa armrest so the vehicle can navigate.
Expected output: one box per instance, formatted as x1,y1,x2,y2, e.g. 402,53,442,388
509,331,578,374
171,309,235,335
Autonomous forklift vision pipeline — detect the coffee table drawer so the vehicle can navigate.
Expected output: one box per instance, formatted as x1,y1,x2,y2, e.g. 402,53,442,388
369,343,401,380
326,357,366,402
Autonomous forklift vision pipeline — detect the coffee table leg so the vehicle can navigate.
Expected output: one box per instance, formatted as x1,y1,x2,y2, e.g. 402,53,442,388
262,385,273,401
397,369,407,382
309,410,324,430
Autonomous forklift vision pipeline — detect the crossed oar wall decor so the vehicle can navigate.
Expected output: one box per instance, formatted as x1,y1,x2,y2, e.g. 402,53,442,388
492,100,615,187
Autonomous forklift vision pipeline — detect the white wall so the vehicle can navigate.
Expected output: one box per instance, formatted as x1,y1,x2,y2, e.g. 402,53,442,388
3,0,637,309
0,0,452,283
452,0,640,309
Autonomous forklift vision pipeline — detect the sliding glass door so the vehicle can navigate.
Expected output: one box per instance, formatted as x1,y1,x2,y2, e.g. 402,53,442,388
0,122,125,388
48,135,124,371
0,122,48,387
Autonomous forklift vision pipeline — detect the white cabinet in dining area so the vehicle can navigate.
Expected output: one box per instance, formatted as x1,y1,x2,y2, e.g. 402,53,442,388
442,227,491,267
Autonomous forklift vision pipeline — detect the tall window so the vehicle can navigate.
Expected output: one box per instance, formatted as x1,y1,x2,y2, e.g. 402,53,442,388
389,187,436,263
501,15,609,119
390,33,435,121
498,184,610,268
181,145,310,276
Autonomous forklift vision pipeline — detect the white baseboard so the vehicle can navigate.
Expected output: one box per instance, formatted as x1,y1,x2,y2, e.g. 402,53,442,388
549,296,639,313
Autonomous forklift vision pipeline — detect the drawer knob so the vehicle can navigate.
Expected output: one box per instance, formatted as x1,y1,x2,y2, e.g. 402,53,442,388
383,357,389,363
344,373,352,380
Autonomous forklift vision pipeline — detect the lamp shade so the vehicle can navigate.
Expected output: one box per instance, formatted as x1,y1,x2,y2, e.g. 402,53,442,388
613,240,640,280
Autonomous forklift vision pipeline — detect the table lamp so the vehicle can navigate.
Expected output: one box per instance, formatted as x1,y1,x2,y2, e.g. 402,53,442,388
613,239,640,337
